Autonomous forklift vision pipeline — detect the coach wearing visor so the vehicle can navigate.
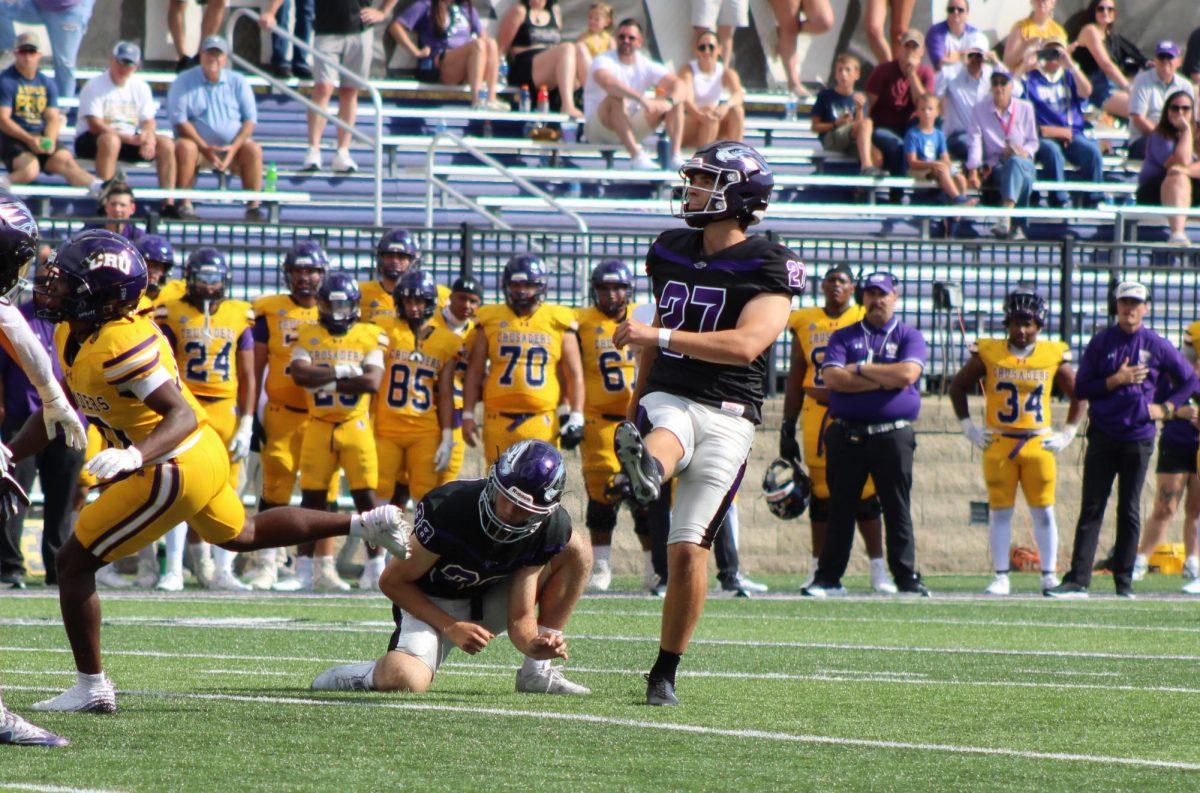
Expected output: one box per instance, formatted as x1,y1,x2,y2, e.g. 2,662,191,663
802,272,930,598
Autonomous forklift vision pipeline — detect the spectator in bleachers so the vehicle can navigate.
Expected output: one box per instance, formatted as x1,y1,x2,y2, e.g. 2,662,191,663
390,0,503,112
1018,34,1104,208
268,0,315,79
1129,41,1194,160
168,0,228,73
265,0,396,173
167,36,266,222
1003,0,1065,73
812,53,878,175
0,0,94,98
0,33,101,194
75,42,188,220
905,95,973,207
678,29,744,149
941,32,999,161
690,0,747,68
582,18,684,171
864,0,918,67
769,0,834,98
1136,89,1198,247
575,2,613,88
866,29,934,188
966,69,1038,239
1066,0,1144,120
1184,27,1200,91
87,182,145,242
498,0,583,119
926,0,976,93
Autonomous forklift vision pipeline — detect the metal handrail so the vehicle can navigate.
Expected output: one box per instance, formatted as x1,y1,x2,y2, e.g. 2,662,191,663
225,8,383,226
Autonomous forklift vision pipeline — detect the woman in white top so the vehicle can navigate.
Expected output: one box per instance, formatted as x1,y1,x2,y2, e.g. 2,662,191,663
678,29,745,149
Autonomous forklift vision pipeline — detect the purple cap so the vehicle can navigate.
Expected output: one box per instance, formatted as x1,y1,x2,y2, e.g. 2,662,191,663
863,272,897,294
112,41,141,65
1156,40,1180,58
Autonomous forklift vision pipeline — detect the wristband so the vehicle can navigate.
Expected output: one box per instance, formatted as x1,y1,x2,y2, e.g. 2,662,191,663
658,327,673,350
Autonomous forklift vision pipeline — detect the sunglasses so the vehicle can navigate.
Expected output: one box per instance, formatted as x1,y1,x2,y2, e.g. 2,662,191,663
1156,54,1175,61
1096,4,1115,11
697,43,716,52
946,6,967,13
966,52,984,58
1169,104,1193,112
15,48,38,54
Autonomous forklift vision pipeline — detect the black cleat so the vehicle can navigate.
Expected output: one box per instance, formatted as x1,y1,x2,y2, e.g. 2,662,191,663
645,674,678,706
614,421,661,505
897,581,931,597
1044,581,1089,599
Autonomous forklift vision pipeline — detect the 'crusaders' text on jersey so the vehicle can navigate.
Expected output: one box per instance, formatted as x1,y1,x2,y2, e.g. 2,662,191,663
411,479,572,599
642,228,803,424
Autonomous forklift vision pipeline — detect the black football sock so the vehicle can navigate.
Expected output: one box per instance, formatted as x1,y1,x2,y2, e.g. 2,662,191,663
650,647,682,686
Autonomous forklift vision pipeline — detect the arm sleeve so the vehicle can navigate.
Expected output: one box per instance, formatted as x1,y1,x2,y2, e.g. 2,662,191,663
926,24,947,68
0,76,13,110
289,346,311,364
77,80,100,122
363,348,384,369
252,315,270,343
897,328,927,368
45,75,58,109
237,76,257,124
137,82,158,122
166,80,185,125
158,322,177,349
0,301,64,403
812,91,831,122
920,65,936,94
395,0,428,33
1128,74,1149,116
1162,341,1200,406
903,128,922,157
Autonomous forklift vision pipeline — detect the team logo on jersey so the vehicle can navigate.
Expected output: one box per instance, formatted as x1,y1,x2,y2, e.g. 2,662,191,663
885,342,898,357
594,326,604,334
1138,349,1152,366
410,351,423,363
370,300,380,307
310,337,320,344
694,260,707,270
500,321,509,328
180,315,189,324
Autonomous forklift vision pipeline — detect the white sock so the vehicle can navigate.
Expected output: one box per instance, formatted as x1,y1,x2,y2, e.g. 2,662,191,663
1188,554,1199,567
989,507,1015,573
213,546,235,575
296,556,313,582
810,556,819,574
364,555,386,576
89,178,103,193
137,544,157,565
642,550,654,575
163,524,186,576
593,545,611,565
363,662,377,691
77,671,106,688
1029,506,1058,574
258,548,277,567
869,557,886,574
188,542,210,564
1135,552,1149,566
522,626,561,673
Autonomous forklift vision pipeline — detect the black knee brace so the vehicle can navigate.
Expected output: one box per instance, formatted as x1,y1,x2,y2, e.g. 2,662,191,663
856,494,883,521
586,498,618,533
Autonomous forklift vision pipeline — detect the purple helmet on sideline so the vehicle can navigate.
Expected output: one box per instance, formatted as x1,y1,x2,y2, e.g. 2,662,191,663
134,234,175,272
394,269,438,328
480,439,566,543
673,140,773,228
37,229,147,323
184,247,232,300
1004,289,1048,328
375,228,419,280
317,271,361,334
502,254,548,314
589,259,633,319
283,239,329,298
0,192,39,299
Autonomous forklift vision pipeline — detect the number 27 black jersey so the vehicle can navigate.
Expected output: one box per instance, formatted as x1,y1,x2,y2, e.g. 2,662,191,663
642,228,804,424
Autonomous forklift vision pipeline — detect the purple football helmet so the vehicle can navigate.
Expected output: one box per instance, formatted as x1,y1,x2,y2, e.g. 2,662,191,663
317,271,361,334
394,269,438,328
283,239,329,298
134,234,176,272
673,140,773,228
37,229,147,323
502,254,548,315
480,439,566,543
184,247,232,301
375,228,419,280
762,457,812,520
589,259,633,319
0,193,39,299
1004,289,1048,328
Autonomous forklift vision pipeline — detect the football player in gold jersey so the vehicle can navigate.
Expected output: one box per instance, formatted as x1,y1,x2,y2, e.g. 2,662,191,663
428,275,482,484
950,289,1083,596
155,247,255,591
290,271,389,591
780,264,892,592
360,228,451,326
10,230,408,713
134,234,186,306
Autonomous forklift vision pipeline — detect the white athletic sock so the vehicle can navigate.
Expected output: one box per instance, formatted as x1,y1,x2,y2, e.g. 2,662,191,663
162,524,186,576
364,555,386,577
642,549,654,574
989,507,1015,573
869,557,886,574
213,546,236,575
724,502,740,547
296,556,313,583
1135,552,1149,566
1029,506,1058,573
188,542,210,564
77,671,106,688
258,548,277,567
593,544,611,565
522,626,561,673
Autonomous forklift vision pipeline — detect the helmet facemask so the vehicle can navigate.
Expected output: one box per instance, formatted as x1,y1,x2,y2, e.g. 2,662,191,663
318,290,359,334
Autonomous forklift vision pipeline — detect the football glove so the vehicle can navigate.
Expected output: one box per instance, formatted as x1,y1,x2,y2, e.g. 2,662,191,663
229,414,254,462
559,411,585,450
43,394,87,450
86,446,143,481
334,364,363,380
0,465,31,516
433,429,455,472
779,418,800,462
1041,423,1079,453
959,417,991,450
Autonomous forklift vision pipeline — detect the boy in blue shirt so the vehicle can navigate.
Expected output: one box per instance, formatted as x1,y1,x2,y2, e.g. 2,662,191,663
812,53,879,175
904,94,974,205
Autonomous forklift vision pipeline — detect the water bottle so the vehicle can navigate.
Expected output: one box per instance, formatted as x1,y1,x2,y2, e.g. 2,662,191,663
498,59,509,88
265,162,278,193
537,84,550,114
477,85,489,106
519,84,532,113
785,97,797,122
656,131,670,170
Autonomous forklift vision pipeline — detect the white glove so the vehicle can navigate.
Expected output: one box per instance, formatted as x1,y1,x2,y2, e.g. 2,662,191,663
959,417,991,450
0,439,11,471
334,364,363,380
1041,423,1079,453
86,446,143,480
309,379,336,395
228,414,254,462
433,429,455,472
562,411,584,435
43,393,87,450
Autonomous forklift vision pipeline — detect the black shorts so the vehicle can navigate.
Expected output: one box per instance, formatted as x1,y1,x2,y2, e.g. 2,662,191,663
1156,436,1198,475
1137,174,1200,208
75,131,146,163
506,48,544,91
0,136,49,172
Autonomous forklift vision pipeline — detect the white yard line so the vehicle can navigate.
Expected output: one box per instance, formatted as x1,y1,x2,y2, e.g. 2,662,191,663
3,684,1196,772
1,785,128,793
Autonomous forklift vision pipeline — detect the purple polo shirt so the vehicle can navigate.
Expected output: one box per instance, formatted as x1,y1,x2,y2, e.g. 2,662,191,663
0,300,66,423
1155,376,1199,448
1075,324,1198,441
822,316,927,423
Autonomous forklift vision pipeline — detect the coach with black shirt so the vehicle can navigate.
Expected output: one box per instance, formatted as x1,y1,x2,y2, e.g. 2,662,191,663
803,272,930,597
1047,281,1198,599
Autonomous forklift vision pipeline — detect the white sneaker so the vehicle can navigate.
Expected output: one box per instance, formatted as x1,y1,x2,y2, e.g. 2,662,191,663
357,563,382,592
1041,572,1060,594
313,558,351,592
642,561,659,593
989,220,1011,239
272,575,304,592
670,152,687,170
628,151,657,171
134,559,159,589
351,505,410,559
32,678,117,713
302,146,322,171
985,573,1010,596
156,571,184,592
515,666,591,695
870,560,898,594
1183,578,1200,595
0,708,69,746
311,661,375,691
1184,557,1199,581
1168,232,1191,247
192,555,216,589
244,563,277,591
210,569,251,591
588,559,612,592
94,565,131,588
1132,556,1148,582
331,149,358,173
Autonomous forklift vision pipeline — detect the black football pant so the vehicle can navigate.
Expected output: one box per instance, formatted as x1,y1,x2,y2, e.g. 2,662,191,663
815,422,920,588
1063,428,1153,590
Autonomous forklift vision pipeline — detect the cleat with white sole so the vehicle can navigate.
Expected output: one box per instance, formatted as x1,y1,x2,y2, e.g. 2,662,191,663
613,421,661,505
32,678,117,713
210,569,251,591
351,505,410,560
515,666,590,695
984,573,1010,596
156,571,184,592
94,565,131,588
0,708,69,746
588,559,612,592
